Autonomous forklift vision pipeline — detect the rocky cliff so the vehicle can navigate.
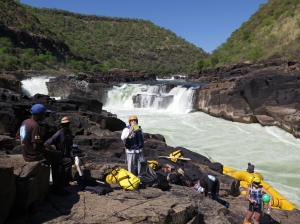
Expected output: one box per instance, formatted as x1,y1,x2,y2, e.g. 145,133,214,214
188,60,300,138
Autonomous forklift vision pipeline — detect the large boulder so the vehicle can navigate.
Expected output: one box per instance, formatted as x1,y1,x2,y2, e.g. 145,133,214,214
0,164,15,224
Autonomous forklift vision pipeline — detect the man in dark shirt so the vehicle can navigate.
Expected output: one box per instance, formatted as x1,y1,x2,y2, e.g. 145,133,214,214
18,104,72,195
44,117,73,157
45,117,74,185
200,174,229,209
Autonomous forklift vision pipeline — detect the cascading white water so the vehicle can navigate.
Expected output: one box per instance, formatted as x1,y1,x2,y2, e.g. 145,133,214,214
21,76,53,95
104,83,300,209
21,76,61,99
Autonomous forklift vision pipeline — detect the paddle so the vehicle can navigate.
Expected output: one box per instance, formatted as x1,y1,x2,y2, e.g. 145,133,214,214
158,156,191,161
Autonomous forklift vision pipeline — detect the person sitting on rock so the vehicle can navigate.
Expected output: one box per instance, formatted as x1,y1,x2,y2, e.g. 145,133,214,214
17,104,72,195
200,174,229,209
121,115,145,175
45,117,74,186
247,162,255,173
176,168,194,187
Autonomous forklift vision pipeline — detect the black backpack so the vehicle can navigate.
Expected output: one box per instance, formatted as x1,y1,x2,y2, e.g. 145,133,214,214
138,162,170,191
155,173,170,191
77,176,113,195
167,172,181,185
138,162,158,187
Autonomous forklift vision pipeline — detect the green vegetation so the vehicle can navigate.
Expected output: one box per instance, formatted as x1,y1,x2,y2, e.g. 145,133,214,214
0,0,207,73
202,0,300,68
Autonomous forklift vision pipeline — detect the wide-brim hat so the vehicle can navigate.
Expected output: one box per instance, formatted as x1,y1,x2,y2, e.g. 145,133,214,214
60,117,71,124
177,168,185,176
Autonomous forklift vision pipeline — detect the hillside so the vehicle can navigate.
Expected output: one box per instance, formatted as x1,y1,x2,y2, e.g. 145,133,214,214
200,0,300,69
0,0,208,74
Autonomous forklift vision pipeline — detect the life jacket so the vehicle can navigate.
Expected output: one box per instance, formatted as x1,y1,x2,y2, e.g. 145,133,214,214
169,150,184,162
147,160,159,170
124,125,144,150
249,184,263,205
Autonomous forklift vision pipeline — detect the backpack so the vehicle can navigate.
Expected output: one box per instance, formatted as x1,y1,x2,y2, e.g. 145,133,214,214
105,167,121,184
138,161,158,187
77,176,113,195
147,160,159,170
106,167,140,190
117,168,140,190
155,173,170,191
167,172,181,185
169,150,184,162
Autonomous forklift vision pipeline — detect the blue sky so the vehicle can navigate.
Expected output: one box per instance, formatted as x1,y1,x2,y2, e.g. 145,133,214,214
21,0,268,53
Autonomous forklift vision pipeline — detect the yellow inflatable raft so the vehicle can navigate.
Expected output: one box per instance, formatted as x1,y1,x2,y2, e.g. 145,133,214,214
223,166,297,210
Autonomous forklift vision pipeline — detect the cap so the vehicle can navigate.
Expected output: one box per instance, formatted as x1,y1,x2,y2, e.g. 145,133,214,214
31,104,51,114
60,117,71,124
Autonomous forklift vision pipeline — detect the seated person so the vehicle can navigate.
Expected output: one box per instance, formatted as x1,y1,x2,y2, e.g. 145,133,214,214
17,104,72,195
247,162,255,173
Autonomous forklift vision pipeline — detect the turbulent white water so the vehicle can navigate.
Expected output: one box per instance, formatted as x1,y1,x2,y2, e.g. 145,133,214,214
21,76,53,95
104,83,300,209
21,78,300,209
21,76,61,100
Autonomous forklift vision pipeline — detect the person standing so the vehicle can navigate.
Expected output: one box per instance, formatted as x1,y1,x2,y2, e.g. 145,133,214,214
200,174,229,208
121,115,145,175
18,104,72,195
44,117,74,186
243,176,272,224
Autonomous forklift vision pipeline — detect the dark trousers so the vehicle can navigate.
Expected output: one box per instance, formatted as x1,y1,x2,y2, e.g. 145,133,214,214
43,154,72,190
211,191,227,207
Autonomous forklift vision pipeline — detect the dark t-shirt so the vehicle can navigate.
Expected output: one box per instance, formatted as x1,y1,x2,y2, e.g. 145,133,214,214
18,118,44,162
202,175,219,194
45,129,73,157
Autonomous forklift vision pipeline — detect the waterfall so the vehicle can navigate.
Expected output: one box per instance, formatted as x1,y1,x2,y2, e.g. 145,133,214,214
105,83,200,113
21,76,52,96
21,76,61,99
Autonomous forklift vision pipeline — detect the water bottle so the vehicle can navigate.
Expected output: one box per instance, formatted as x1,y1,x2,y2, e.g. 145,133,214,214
75,156,83,176
133,121,139,131
267,208,271,214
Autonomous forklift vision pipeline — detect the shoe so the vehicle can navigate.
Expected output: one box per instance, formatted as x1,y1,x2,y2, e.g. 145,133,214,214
225,202,230,209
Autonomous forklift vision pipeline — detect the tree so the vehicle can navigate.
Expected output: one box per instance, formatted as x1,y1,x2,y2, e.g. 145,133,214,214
211,57,219,67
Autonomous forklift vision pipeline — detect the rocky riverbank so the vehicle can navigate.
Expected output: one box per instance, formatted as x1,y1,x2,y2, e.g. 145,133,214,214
187,60,300,138
0,84,300,223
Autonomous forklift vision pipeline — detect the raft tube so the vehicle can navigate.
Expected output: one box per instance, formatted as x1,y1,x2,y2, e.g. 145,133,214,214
223,166,297,210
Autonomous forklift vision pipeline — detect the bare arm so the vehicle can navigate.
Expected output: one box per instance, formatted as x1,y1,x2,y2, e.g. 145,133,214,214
245,187,255,203
44,143,62,154
32,142,60,154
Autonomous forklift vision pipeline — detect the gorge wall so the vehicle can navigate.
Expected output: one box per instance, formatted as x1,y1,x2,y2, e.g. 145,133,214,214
188,60,300,138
